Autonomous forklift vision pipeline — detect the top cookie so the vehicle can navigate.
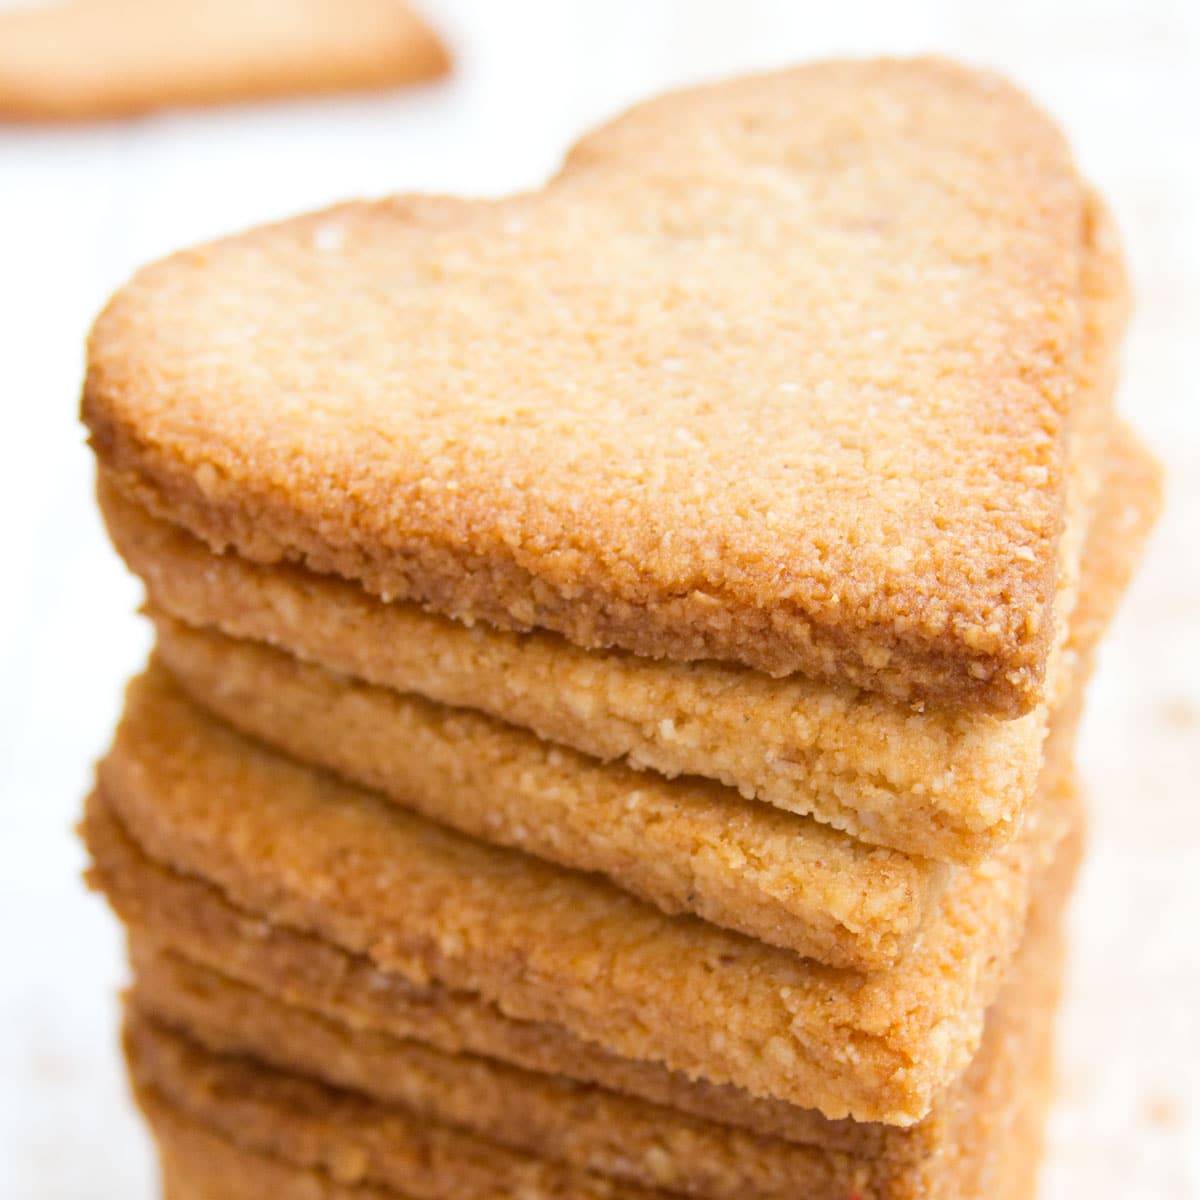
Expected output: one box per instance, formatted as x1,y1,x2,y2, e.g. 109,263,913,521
85,59,1091,714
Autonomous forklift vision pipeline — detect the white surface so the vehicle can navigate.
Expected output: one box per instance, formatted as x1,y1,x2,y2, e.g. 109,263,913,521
0,1,1197,1195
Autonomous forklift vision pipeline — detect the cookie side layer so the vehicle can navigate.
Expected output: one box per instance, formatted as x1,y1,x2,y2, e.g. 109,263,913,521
151,613,946,968
92,664,1077,1123
84,794,899,1152
138,1084,642,1200
85,786,1073,1157
136,416,1145,969
127,1021,663,1200
124,830,1074,1200
114,420,1154,872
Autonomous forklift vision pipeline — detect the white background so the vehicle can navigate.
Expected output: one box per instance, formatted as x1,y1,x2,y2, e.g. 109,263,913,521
1,1,1197,1195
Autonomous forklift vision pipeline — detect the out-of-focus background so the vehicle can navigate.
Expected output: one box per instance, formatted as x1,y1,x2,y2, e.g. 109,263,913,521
0,1,1196,1195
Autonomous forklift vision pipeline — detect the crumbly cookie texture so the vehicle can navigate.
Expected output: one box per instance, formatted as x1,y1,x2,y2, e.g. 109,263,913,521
123,841,1071,1200
85,59,1097,713
92,190,1129,858
150,614,946,970
87,793,1072,1156
137,1085,640,1200
106,420,1156,869
87,806,901,1152
135,423,1153,969
92,664,1076,1124
127,1019,655,1200
0,0,449,121
121,849,1065,1200
141,1073,1055,1200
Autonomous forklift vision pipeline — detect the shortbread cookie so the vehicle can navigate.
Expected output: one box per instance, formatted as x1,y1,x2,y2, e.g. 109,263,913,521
140,422,1149,962
140,1088,1051,1200
127,426,1156,902
86,59,1102,713
128,958,880,1199
93,187,1132,862
90,666,1076,1124
88,788,1078,1153
122,838,1071,1200
136,1081,645,1200
151,612,947,969
87,800,898,1150
0,0,449,122
128,1021,658,1200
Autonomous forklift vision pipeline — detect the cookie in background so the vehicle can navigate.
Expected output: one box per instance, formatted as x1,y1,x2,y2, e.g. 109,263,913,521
0,0,449,121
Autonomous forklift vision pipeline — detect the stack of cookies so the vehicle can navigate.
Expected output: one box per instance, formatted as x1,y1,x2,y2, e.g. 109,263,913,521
81,60,1160,1199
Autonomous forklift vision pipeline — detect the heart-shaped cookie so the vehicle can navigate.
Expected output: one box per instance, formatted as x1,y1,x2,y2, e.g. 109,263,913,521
85,58,1092,713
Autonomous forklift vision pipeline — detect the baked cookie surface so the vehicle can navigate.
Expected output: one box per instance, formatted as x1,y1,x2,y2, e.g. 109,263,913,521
85,58,1096,712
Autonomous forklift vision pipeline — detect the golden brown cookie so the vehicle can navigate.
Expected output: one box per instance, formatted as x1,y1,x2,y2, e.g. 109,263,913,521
122,832,1071,1200
130,423,1154,972
139,1086,667,1199
0,0,449,122
139,1084,1050,1200
93,188,1135,868
115,423,1158,896
89,662,1078,1124
87,800,895,1150
129,1023,653,1200
150,611,948,969
85,59,1105,713
124,823,1073,1200
88,785,1076,1155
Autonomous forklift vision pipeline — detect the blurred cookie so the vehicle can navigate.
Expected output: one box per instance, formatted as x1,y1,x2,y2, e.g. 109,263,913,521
0,0,449,121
